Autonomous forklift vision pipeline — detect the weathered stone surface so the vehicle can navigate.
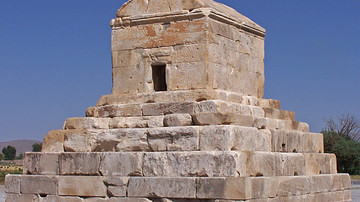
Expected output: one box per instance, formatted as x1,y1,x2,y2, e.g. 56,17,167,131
58,176,106,197
199,126,271,152
104,177,129,197
128,177,196,198
110,116,164,128
64,117,111,129
42,130,65,152
271,130,324,153
142,152,245,177
60,153,100,175
304,153,337,175
5,174,20,194
21,175,57,195
147,127,199,151
163,114,193,126
193,112,254,126
113,129,149,151
23,152,59,175
195,100,265,118
263,108,295,121
259,99,281,110
99,153,143,176
142,102,195,116
86,104,142,118
63,130,98,152
253,118,309,132
6,194,38,202
245,152,305,177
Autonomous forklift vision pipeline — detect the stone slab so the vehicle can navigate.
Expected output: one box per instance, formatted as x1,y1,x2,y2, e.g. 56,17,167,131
127,177,196,198
22,151,328,178
23,152,59,175
58,176,107,197
21,175,57,195
271,130,324,153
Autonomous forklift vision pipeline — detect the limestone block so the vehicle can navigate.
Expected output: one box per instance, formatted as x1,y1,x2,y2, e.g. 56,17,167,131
163,114,193,127
5,174,20,194
331,174,351,191
254,118,309,132
193,112,254,126
271,130,324,153
104,177,129,197
58,176,106,197
142,102,195,116
199,125,232,151
147,127,199,151
103,177,129,187
110,116,164,129
6,194,38,202
108,186,127,197
142,151,245,177
99,152,143,176
60,153,100,175
173,43,207,63
230,127,271,152
127,177,196,198
86,104,142,118
303,153,337,175
21,175,57,195
263,108,295,121
196,177,252,200
106,199,152,202
42,130,65,152
23,152,60,175
308,175,332,194
112,50,143,68
96,89,221,106
259,99,281,110
63,130,98,152
195,100,264,118
112,128,149,151
276,176,310,197
245,152,305,177
64,117,111,130
167,62,209,90
304,132,324,153
112,67,147,94
199,126,271,152
147,116,165,128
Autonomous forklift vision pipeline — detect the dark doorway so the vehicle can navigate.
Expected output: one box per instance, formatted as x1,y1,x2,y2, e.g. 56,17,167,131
152,64,167,91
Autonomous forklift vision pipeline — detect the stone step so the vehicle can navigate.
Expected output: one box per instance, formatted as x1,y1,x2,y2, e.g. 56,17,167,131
23,151,336,178
43,126,272,153
96,90,262,106
263,107,295,121
85,100,265,118
270,129,324,153
253,117,309,132
6,174,351,201
43,126,321,154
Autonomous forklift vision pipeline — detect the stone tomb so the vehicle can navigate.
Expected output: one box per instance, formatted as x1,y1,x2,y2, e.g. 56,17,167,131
6,0,351,201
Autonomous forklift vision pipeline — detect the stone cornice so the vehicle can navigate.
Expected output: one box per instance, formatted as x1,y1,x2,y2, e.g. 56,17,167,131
111,8,266,38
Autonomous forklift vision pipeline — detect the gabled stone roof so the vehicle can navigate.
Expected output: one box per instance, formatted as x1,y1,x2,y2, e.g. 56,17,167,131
116,0,265,33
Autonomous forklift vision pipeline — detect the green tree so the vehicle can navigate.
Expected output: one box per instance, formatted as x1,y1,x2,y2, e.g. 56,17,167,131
0,153,3,161
15,153,24,160
322,130,360,174
32,143,42,152
2,145,16,160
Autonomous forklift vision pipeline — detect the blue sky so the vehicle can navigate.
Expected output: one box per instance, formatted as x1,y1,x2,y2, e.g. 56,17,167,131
0,1,359,141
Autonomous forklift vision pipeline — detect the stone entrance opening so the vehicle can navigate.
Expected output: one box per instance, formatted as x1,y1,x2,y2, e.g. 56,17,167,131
152,64,167,91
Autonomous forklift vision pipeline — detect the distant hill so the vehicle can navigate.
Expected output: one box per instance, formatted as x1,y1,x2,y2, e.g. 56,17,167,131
0,140,41,156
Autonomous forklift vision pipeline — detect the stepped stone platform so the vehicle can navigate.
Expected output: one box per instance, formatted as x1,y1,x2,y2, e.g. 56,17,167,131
5,0,351,201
